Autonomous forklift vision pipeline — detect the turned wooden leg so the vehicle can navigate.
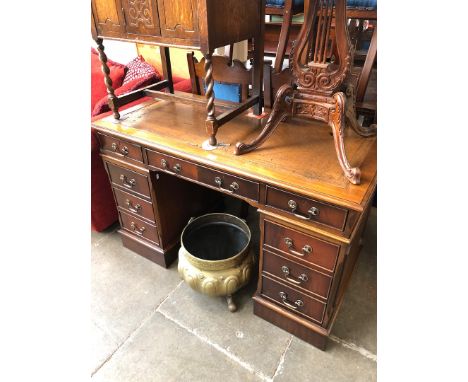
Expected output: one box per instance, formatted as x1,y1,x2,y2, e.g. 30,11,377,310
235,84,294,155
204,52,218,146
329,92,361,185
95,38,120,120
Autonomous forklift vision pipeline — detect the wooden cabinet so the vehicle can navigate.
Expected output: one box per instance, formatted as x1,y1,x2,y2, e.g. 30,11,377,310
91,0,263,51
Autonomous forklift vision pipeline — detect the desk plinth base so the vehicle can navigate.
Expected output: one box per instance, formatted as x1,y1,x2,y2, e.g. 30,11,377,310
253,295,329,350
119,229,178,269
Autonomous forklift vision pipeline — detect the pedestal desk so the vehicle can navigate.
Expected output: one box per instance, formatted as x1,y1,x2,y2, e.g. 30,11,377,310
92,95,377,349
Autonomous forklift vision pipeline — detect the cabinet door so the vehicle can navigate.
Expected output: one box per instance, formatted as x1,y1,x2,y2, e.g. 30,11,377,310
156,0,199,40
121,0,161,36
92,0,126,37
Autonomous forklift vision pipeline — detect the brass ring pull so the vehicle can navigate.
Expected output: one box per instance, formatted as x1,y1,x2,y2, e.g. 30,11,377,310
281,266,308,285
284,237,312,257
126,199,142,214
130,222,145,236
161,159,168,169
287,200,319,220
214,177,239,194
111,142,128,156
120,174,136,189
173,164,181,174
278,292,304,310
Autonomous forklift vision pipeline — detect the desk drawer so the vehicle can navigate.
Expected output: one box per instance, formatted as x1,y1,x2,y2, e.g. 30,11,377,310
106,162,151,199
119,211,159,245
198,167,259,202
266,186,348,231
114,188,156,222
146,149,259,201
146,150,198,179
263,220,340,273
261,276,326,324
98,133,143,163
262,249,332,300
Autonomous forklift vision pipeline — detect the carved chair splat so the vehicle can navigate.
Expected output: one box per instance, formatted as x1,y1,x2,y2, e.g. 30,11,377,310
235,0,376,185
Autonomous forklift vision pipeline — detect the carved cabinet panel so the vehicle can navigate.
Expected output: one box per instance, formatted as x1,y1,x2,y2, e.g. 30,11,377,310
121,0,161,36
92,0,125,37
156,0,199,40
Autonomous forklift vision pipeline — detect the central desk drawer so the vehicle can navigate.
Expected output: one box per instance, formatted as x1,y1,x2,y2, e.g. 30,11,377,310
114,188,156,222
261,276,326,324
119,211,159,245
266,186,348,231
146,149,259,201
198,167,259,201
106,162,151,199
263,220,340,273
262,249,332,300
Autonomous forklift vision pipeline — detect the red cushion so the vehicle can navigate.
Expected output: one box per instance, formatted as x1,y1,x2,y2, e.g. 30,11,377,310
123,55,160,85
173,78,192,93
91,48,126,112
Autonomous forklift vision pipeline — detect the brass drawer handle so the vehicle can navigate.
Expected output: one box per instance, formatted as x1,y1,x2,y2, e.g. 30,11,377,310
125,199,142,214
287,200,319,221
120,174,136,189
278,291,304,310
130,222,145,236
111,142,128,156
173,163,181,174
160,159,181,174
281,266,308,285
284,237,312,257
214,177,239,194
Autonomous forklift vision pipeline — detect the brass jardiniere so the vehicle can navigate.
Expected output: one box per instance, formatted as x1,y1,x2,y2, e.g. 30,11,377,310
178,213,255,312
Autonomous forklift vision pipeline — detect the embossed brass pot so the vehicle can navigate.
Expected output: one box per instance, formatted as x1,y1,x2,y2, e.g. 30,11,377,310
178,213,254,312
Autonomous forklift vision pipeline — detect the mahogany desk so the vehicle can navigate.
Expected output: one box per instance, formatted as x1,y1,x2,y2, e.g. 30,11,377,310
92,95,377,350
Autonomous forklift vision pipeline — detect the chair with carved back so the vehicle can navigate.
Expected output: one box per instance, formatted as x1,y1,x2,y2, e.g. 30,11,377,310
235,0,376,185
187,53,252,103
187,52,273,105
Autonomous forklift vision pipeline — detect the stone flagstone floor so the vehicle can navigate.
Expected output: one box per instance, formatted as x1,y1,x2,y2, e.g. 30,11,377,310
91,205,376,382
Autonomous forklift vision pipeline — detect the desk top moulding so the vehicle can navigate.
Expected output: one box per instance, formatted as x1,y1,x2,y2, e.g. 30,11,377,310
235,0,377,185
91,0,266,147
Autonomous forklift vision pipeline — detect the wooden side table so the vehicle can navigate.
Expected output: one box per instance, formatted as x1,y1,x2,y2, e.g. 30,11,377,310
91,0,265,146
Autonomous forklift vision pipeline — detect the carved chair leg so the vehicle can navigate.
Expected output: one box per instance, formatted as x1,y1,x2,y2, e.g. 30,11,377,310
95,38,120,120
344,84,377,137
204,52,218,146
345,102,377,137
235,84,294,155
329,93,361,185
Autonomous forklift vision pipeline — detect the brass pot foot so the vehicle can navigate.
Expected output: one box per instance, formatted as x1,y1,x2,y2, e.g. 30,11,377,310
226,295,237,312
